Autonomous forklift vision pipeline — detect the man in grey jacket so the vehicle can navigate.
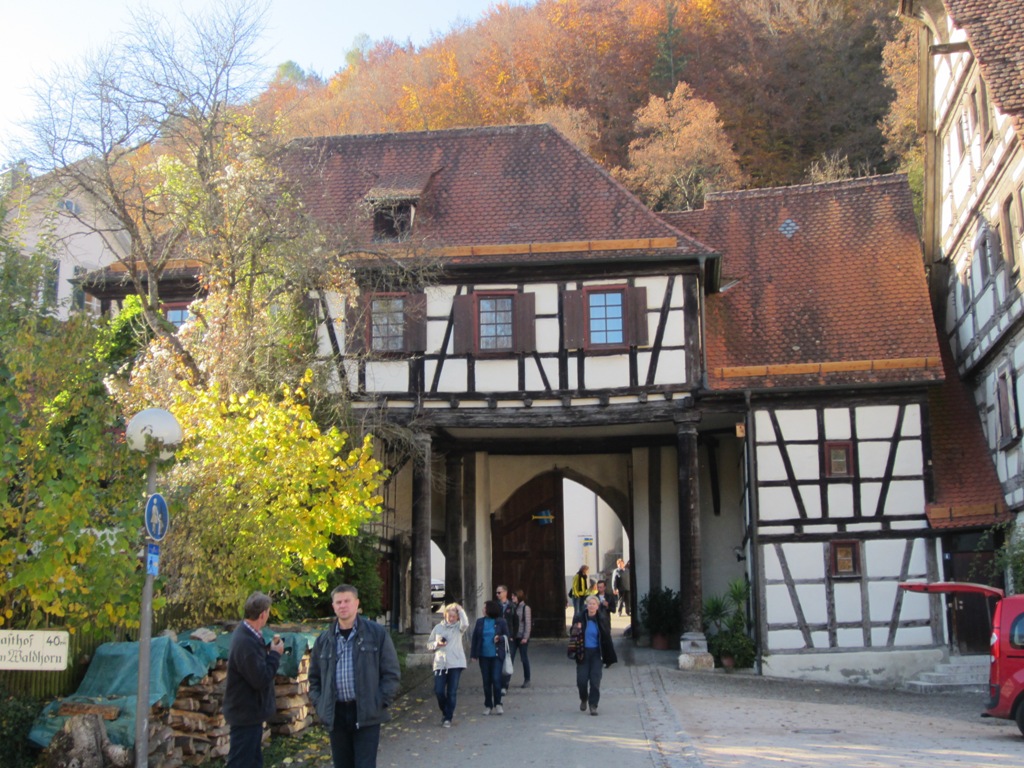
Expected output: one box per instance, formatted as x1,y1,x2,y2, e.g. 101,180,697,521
309,584,401,768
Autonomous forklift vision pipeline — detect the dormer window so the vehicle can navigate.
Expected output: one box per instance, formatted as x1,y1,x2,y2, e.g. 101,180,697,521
373,201,415,242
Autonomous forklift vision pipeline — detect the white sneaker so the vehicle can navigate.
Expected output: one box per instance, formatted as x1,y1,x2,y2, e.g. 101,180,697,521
493,704,504,715
500,688,507,695
442,719,451,728
482,707,492,716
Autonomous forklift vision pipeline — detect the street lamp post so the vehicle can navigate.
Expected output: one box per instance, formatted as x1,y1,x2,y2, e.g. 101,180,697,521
126,408,182,768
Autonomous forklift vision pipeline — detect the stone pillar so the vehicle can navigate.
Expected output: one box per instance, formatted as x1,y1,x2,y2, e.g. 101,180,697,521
444,452,465,605
676,419,713,670
411,432,433,639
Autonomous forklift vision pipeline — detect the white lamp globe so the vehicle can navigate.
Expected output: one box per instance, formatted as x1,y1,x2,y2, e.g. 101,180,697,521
126,408,183,460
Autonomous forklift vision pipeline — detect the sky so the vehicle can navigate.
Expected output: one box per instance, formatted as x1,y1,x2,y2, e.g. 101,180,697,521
0,0,522,164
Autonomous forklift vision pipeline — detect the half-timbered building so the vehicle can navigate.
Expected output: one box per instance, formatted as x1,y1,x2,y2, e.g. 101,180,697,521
280,125,999,682
82,121,1005,683
896,0,1023,650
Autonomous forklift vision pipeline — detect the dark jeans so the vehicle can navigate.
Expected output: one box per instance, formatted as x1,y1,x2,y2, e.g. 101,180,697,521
433,667,463,721
576,647,603,708
478,656,503,708
617,590,631,615
226,723,263,768
513,639,531,682
330,700,381,768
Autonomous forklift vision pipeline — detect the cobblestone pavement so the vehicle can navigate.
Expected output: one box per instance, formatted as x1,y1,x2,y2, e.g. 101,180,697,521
264,612,1024,768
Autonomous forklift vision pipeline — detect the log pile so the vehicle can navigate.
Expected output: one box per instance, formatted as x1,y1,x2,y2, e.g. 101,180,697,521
150,648,312,765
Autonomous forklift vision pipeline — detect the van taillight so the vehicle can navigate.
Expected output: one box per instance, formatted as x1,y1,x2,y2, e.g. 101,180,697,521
991,602,1002,664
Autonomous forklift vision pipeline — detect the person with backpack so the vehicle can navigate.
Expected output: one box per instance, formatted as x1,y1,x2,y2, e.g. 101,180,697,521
569,565,592,621
495,584,517,694
511,588,533,688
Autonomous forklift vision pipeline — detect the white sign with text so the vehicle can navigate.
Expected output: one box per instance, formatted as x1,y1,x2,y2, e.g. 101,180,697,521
0,630,69,670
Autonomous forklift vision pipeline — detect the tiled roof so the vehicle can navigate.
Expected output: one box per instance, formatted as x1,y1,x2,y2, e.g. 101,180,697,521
283,124,713,260
945,0,1024,140
926,332,1008,529
664,175,944,391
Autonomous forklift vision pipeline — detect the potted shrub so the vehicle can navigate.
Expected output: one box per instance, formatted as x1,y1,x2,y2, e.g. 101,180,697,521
639,587,682,650
703,578,755,670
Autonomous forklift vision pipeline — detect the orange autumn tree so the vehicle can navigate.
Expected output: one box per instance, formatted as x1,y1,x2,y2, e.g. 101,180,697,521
615,82,746,211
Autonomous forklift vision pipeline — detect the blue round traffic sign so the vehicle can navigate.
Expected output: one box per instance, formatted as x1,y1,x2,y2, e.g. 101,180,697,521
145,494,170,541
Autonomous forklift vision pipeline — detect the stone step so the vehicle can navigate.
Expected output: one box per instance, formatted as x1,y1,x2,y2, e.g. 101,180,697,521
901,655,989,694
902,679,987,694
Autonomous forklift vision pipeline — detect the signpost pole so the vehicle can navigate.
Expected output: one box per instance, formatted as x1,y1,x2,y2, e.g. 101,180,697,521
135,458,158,768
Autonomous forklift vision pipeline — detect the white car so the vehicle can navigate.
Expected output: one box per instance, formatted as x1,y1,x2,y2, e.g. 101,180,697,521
431,579,445,611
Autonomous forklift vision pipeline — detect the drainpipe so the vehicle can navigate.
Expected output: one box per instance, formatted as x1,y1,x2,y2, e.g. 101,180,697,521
698,257,709,390
744,389,762,674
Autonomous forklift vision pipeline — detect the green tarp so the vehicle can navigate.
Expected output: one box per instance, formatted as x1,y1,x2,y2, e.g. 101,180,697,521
29,628,316,749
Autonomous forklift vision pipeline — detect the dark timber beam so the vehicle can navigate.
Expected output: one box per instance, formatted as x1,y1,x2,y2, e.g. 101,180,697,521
412,432,434,638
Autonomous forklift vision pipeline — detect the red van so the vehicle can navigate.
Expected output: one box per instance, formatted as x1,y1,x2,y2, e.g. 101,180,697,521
900,581,1024,736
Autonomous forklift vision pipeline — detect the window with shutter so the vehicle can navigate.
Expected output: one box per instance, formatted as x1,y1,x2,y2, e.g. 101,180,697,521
996,361,1020,448
348,292,427,356
564,285,648,350
452,292,536,355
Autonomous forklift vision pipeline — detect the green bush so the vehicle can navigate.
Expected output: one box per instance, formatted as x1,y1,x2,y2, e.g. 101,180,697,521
703,578,756,669
0,686,42,768
639,586,683,640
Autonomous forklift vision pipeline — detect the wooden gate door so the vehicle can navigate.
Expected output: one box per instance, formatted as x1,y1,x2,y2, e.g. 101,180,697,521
945,532,1002,655
492,473,565,637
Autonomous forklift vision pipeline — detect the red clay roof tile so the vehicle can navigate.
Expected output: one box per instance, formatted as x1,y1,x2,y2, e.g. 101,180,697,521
665,176,944,391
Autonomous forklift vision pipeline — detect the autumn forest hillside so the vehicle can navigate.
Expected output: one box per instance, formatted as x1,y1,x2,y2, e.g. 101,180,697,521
256,0,919,210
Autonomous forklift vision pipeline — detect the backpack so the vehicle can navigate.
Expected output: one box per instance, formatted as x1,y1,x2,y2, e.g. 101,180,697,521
505,602,519,637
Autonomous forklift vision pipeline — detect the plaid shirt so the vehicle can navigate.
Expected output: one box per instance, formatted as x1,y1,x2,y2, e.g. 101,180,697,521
333,622,358,702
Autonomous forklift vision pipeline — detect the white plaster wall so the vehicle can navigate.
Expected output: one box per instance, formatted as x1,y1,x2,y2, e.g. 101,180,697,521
787,445,820,480
649,349,687,386
823,408,852,439
475,359,517,392
631,447,651,602
660,313,685,346
800,486,823,518
833,582,862,623
892,440,924,476
430,358,467,393
755,444,786,481
761,648,945,686
855,405,900,439
535,317,561,353
758,486,800,520
585,354,631,389
363,361,408,392
776,410,818,442
883,480,926,515
826,484,854,517
532,283,560,316
524,358,553,391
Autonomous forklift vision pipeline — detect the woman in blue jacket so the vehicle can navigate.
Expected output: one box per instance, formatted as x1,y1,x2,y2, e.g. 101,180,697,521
470,599,509,716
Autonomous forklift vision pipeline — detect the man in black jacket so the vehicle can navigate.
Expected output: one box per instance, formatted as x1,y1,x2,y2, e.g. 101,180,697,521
309,584,401,768
223,591,283,768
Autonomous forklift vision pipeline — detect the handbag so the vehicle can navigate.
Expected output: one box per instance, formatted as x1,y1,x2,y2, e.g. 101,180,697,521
502,636,514,676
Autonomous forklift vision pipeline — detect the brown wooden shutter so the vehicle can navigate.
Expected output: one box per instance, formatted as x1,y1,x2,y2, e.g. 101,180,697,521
562,289,584,349
627,286,649,346
452,294,474,354
404,293,427,352
345,295,368,355
514,292,536,353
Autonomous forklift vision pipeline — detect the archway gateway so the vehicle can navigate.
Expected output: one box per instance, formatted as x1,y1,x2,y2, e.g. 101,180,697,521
491,472,567,637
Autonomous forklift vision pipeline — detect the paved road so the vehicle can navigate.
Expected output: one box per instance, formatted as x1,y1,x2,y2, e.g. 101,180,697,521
373,620,1023,768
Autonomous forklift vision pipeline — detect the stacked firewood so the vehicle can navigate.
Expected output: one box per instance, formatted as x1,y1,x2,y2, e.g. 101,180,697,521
269,651,313,735
156,647,312,764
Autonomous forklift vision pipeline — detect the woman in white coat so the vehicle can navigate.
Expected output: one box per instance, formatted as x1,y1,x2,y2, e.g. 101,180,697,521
427,603,469,727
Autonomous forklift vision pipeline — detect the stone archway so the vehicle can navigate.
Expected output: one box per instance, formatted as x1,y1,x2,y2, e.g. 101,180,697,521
491,472,566,637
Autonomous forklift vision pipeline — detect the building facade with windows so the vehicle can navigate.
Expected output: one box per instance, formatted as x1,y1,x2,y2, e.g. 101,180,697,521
278,125,1001,682
898,1,1024,580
